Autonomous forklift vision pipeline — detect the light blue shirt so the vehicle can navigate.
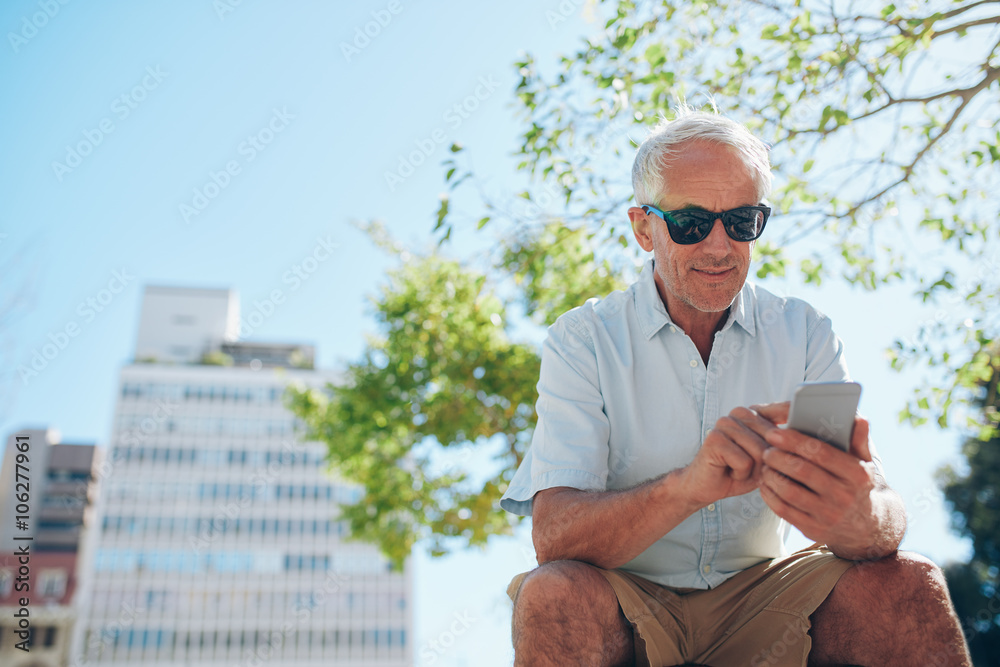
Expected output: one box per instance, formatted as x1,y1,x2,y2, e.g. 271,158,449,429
501,259,881,588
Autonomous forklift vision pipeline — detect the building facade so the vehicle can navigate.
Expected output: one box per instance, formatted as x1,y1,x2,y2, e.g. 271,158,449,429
76,286,412,666
0,429,100,667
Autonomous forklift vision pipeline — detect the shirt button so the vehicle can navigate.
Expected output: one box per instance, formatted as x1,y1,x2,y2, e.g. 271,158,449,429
703,565,711,574
707,503,716,511
669,326,677,333
689,359,698,368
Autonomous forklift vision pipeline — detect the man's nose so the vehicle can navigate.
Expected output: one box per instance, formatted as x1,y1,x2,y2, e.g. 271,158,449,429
700,218,733,253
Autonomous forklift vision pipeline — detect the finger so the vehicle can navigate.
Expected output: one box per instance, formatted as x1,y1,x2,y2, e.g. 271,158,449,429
761,463,818,502
759,482,823,540
765,426,847,468
765,426,875,492
762,443,870,518
714,438,757,481
849,415,873,463
713,416,768,475
729,406,781,439
762,446,831,493
749,401,790,425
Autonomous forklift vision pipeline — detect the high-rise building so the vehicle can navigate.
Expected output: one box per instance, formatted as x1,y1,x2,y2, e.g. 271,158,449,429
0,428,101,667
76,286,412,666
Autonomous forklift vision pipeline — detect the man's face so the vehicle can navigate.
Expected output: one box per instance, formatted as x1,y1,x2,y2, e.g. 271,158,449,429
629,140,760,326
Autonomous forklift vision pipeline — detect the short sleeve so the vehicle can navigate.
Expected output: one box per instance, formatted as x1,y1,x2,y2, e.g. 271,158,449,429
804,312,850,383
500,311,611,516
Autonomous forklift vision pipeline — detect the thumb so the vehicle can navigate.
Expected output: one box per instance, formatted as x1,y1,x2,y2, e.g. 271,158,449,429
849,415,872,462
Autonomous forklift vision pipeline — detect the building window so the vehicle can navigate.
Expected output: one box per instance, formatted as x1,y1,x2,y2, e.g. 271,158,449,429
0,569,12,596
38,569,68,599
43,625,58,647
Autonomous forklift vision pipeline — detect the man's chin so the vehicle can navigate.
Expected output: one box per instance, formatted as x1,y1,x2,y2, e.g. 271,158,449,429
689,287,741,314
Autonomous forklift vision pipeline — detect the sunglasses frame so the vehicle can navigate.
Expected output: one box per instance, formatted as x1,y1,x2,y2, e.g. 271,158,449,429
641,204,770,245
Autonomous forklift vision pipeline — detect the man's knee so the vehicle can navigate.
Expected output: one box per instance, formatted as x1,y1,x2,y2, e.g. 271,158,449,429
512,560,635,666
515,559,617,616
829,549,953,617
846,551,946,596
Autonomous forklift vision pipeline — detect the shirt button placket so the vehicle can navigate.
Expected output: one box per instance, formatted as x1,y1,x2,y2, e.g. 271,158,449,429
700,496,723,586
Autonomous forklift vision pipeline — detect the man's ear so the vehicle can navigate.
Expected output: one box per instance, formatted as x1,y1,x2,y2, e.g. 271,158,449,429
628,206,654,252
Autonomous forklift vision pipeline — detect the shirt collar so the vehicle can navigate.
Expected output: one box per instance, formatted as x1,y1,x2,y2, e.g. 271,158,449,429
634,258,757,340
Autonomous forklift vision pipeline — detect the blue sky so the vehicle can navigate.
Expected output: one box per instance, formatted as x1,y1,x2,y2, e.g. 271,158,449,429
0,1,977,665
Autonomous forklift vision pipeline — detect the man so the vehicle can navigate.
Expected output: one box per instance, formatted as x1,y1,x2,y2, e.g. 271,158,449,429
500,110,971,666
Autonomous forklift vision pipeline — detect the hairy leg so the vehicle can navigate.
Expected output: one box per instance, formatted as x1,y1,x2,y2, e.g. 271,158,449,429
808,551,971,666
512,560,635,667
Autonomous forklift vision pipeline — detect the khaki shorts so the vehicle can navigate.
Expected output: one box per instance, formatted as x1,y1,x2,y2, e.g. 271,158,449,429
508,544,854,667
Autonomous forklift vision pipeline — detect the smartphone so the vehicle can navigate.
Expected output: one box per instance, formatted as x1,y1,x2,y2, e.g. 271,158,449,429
786,381,862,451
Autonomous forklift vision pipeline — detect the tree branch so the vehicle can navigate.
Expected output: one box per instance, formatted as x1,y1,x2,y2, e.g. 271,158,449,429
845,72,993,217
811,57,1000,128
932,15,1000,38
848,4,1000,42
742,0,791,16
935,0,1000,23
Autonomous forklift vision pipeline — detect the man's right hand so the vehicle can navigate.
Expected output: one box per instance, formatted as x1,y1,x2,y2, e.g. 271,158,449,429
676,406,778,508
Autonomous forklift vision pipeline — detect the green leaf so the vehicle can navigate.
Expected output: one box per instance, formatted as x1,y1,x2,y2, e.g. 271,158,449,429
435,196,450,229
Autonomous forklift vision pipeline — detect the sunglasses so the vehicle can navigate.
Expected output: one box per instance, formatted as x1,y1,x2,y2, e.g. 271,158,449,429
641,204,770,245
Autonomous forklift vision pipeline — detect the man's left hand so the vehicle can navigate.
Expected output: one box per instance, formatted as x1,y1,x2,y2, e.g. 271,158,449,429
750,402,892,560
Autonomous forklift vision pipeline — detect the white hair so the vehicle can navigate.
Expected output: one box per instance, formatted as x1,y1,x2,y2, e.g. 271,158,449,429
632,107,773,206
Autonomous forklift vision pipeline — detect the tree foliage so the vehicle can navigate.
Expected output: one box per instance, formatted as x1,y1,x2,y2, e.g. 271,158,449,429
943,562,1000,666
293,0,1000,560
939,353,1000,665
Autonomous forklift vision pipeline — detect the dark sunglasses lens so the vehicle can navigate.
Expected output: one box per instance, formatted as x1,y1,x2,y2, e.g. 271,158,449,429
666,211,714,244
724,208,766,241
